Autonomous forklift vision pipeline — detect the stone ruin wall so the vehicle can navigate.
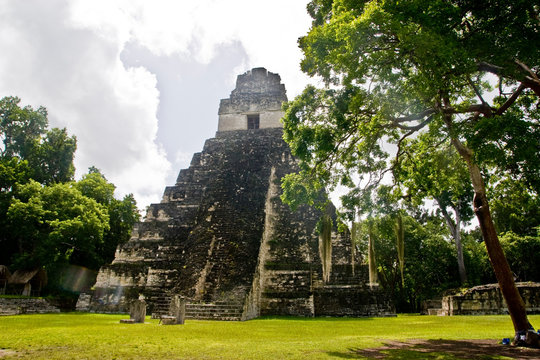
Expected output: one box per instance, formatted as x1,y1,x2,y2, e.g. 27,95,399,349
0,298,60,315
218,112,284,132
441,283,540,316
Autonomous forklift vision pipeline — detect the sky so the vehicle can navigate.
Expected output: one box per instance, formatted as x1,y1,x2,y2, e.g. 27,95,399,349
0,0,313,211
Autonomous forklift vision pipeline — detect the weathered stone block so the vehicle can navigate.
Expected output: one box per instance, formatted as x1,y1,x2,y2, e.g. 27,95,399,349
440,283,540,316
75,293,91,311
169,295,186,325
129,299,146,323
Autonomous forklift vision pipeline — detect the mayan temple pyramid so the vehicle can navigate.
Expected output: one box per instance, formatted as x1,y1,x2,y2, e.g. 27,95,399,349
87,68,394,320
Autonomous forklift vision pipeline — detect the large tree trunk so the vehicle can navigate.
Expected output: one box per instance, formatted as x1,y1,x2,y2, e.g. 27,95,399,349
452,204,466,284
394,214,405,286
450,137,533,339
436,199,467,284
368,223,378,288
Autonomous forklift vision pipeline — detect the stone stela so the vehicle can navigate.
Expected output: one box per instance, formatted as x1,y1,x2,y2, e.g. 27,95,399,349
119,299,146,324
85,67,395,320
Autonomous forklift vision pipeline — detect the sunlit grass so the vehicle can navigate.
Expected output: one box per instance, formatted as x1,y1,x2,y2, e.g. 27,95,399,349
0,313,537,359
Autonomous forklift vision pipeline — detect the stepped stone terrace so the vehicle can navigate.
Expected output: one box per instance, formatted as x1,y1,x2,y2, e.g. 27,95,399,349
87,68,395,320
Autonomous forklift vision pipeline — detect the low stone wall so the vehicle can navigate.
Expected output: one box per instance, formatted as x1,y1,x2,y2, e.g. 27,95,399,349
441,282,540,316
0,298,60,315
313,285,395,317
421,298,442,315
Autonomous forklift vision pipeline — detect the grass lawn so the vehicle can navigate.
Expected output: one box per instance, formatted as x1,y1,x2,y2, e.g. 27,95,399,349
0,313,539,359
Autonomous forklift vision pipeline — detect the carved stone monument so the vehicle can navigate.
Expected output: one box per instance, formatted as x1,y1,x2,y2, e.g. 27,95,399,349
120,299,146,324
88,68,394,320
161,295,186,325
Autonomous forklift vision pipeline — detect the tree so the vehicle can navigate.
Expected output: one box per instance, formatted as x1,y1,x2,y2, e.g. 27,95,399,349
402,216,462,311
103,193,139,262
31,127,77,185
0,96,77,268
282,0,539,342
394,213,405,286
500,231,540,283
340,182,400,288
397,133,473,284
75,169,116,206
0,96,76,184
488,175,540,236
0,98,139,294
0,96,48,159
352,213,460,312
6,180,109,277
74,168,140,265
489,176,540,282
0,157,31,264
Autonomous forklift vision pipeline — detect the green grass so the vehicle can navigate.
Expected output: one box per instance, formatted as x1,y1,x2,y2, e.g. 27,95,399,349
0,295,42,299
0,313,537,359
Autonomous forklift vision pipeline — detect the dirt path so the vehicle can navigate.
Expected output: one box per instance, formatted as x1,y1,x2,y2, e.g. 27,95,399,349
0,349,17,358
352,339,540,359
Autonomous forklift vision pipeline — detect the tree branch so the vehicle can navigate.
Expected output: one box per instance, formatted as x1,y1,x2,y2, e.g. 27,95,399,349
392,115,434,131
496,84,525,116
478,60,540,97
468,77,488,106
393,115,434,168
310,125,357,176
515,59,540,82
390,103,495,131
444,103,494,117
392,109,437,123
478,61,503,75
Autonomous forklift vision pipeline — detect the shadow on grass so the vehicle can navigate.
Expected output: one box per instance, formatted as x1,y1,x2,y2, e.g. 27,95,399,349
256,316,376,322
328,339,540,359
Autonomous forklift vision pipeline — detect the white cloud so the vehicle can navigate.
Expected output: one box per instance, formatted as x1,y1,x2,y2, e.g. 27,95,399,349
69,0,313,95
188,0,313,96
0,0,171,210
0,0,314,210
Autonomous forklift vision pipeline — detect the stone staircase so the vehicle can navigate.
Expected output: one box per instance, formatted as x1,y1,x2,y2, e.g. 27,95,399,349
326,264,365,286
147,277,246,320
185,301,244,321
201,241,230,303
147,289,172,319
311,266,364,289
259,264,315,317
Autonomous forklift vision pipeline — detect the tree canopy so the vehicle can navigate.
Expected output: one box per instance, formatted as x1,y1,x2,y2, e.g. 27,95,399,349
397,134,473,283
282,0,539,340
7,180,110,273
74,168,140,265
0,96,76,184
0,97,140,294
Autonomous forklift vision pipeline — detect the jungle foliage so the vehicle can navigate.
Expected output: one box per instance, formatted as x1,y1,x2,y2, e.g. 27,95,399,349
282,0,540,329
0,96,139,293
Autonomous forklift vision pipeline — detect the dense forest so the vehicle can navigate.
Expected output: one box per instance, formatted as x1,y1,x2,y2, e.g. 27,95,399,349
0,96,140,296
